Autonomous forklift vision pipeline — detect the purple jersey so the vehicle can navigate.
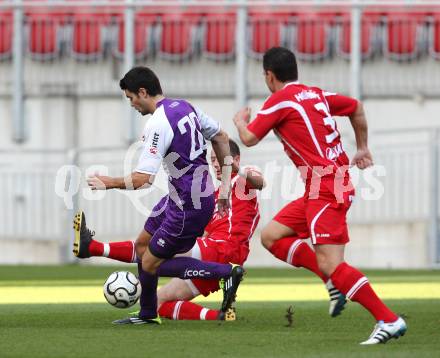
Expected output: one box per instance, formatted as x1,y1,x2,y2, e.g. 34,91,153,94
138,98,220,258
136,98,219,210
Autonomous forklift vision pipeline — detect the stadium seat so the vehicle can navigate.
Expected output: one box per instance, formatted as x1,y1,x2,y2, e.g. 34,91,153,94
289,12,335,61
336,13,381,60
429,13,440,59
248,12,289,59
157,12,201,61
0,12,12,60
383,12,427,61
27,12,66,60
112,13,156,60
71,13,111,61
202,12,235,61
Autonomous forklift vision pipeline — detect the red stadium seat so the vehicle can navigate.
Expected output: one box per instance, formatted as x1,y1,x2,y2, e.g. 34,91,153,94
202,12,235,61
157,12,201,61
113,13,156,60
71,13,111,61
383,12,427,61
429,13,440,59
27,12,66,60
290,12,335,61
337,13,381,60
248,13,289,59
0,12,12,60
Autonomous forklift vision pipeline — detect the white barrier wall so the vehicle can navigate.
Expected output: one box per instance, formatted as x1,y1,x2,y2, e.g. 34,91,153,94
0,223,429,268
247,222,429,269
0,96,437,267
2,95,436,149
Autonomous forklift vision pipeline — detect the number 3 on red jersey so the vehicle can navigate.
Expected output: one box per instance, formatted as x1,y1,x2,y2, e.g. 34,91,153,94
314,102,339,144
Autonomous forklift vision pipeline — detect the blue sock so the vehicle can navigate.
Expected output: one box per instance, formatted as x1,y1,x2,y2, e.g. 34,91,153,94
137,261,158,319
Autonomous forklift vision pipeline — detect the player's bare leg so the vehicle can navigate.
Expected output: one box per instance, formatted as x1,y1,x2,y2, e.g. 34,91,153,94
314,244,345,277
314,244,407,344
158,277,196,304
134,229,151,260
261,220,346,317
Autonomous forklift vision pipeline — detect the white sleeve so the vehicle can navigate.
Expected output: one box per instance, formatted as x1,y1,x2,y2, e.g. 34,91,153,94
194,106,221,141
136,108,174,175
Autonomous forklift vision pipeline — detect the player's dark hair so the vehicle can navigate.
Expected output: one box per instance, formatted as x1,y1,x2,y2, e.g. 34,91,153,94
263,47,298,82
119,66,163,96
229,139,240,157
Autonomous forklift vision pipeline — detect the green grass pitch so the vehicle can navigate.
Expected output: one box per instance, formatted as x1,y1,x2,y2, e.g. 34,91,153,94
0,266,439,358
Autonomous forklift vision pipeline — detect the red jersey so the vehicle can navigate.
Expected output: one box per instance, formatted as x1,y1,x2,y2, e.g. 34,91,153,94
247,82,358,200
204,170,260,256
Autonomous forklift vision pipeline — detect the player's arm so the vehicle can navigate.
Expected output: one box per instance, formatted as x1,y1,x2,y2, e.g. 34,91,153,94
235,95,285,147
324,92,373,169
210,129,231,167
87,172,153,190
196,106,232,215
348,101,373,170
233,107,260,147
88,114,173,190
238,167,265,190
210,129,232,214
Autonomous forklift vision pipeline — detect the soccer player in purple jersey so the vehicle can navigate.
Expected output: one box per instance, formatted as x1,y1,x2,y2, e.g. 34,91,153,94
73,66,244,324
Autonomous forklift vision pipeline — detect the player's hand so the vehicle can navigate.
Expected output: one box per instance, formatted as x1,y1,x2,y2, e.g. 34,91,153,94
351,148,374,169
217,198,230,218
233,107,251,127
87,175,114,190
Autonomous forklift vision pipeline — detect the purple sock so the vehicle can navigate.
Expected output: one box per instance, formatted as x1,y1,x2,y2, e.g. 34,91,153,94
137,261,158,319
157,257,232,279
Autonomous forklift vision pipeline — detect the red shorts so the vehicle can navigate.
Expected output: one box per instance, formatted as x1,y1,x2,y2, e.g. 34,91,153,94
189,237,248,297
273,195,353,245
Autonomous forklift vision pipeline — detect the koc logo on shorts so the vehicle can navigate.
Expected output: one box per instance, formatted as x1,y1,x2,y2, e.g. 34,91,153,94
184,269,210,278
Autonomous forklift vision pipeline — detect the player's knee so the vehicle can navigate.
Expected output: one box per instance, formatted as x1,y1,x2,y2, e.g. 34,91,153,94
316,254,333,277
135,239,147,259
141,261,157,275
260,228,275,250
260,235,271,250
156,289,166,306
318,263,332,277
176,285,190,299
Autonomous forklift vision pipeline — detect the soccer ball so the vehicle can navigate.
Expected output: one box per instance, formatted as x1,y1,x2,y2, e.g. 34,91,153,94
103,271,141,308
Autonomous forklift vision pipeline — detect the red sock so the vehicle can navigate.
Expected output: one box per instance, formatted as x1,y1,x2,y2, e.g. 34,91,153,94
330,262,398,323
158,301,219,320
269,237,327,282
88,240,136,263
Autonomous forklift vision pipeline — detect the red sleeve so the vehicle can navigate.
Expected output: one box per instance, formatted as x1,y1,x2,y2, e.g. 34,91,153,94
324,92,358,117
247,94,288,140
228,191,260,246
